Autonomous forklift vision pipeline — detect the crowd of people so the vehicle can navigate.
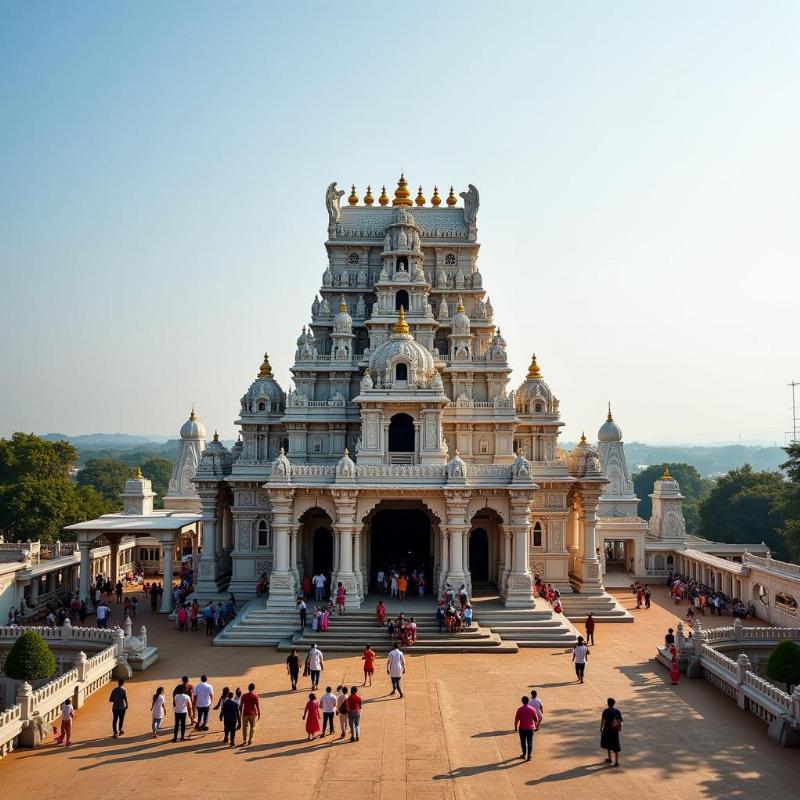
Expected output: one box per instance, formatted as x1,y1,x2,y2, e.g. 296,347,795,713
665,573,756,620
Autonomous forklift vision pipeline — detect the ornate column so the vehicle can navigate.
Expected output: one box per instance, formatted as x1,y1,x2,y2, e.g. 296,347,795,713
160,540,175,613
331,489,360,608
443,490,469,590
78,540,92,603
267,488,298,608
436,528,450,594
505,490,534,607
194,489,221,597
353,529,364,601
574,487,604,595
500,529,512,597
290,526,301,590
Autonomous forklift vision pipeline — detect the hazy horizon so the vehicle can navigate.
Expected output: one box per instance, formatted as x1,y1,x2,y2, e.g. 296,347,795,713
1,2,797,445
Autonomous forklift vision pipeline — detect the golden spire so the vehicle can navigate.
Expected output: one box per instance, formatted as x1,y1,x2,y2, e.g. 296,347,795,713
364,185,374,206
258,352,273,378
527,353,542,379
378,185,389,206
189,406,196,421
348,184,358,205
213,430,219,442
339,295,348,312
446,186,457,206
580,432,587,445
431,186,441,207
607,402,613,422
394,305,410,334
133,465,143,480
415,186,425,206
661,465,672,480
392,173,412,206
456,295,465,313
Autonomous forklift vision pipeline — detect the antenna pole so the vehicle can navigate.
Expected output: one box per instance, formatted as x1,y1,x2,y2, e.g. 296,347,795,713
789,381,799,442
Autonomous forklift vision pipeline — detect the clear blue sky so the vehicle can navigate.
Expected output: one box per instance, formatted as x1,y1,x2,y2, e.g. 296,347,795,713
1,1,797,445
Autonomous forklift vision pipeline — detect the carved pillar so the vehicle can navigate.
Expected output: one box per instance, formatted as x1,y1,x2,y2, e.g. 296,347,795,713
505,490,534,607
266,488,298,608
195,490,221,597
500,529,512,597
78,541,92,603
443,490,469,590
160,539,175,613
331,489,361,608
573,487,604,595
353,530,364,601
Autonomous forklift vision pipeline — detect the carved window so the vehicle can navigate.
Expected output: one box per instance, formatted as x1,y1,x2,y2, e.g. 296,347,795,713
533,521,543,548
395,363,408,382
396,255,408,272
348,252,360,264
445,253,456,265
257,520,270,548
534,403,542,414
257,401,266,412
312,438,323,453
395,289,409,311
479,438,489,454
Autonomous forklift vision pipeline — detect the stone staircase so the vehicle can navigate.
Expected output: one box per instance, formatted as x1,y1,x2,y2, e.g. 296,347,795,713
475,605,580,648
558,591,633,623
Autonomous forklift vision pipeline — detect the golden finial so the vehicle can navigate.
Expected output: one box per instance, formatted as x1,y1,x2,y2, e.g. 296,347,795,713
415,186,425,206
348,184,358,205
339,295,348,313
133,465,143,480
364,185,374,206
431,186,441,207
607,402,613,423
258,352,273,378
378,185,389,206
213,430,219,442
527,353,542,379
456,295,465,313
661,465,671,480
189,406,196,421
394,305,410,334
392,173,412,206
580,432,587,445
344,447,350,457
446,186,457,206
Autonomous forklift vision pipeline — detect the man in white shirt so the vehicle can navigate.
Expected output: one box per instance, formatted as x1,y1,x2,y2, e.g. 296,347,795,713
313,573,326,601
376,570,385,593
320,686,337,736
572,636,589,684
530,689,544,722
96,603,110,629
172,690,194,742
387,646,406,697
307,644,324,690
193,675,214,731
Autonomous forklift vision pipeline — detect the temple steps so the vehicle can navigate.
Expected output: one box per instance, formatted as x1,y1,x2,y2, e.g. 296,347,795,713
558,592,633,623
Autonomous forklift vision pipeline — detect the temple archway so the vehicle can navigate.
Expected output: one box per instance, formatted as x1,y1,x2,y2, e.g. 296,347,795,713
298,506,335,594
388,413,414,453
469,527,489,582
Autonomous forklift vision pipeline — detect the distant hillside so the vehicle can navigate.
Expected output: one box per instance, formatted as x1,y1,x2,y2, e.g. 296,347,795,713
562,442,786,478
43,432,165,447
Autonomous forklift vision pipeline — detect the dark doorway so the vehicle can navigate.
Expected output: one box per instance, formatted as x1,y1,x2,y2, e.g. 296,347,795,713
395,363,408,381
312,527,333,577
369,508,431,591
395,289,409,311
388,413,414,452
469,528,489,582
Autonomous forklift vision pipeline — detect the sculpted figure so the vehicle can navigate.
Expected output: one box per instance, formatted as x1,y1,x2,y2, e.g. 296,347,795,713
325,182,345,224
459,184,480,224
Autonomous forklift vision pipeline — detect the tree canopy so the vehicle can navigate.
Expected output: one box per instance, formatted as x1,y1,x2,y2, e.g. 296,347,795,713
633,463,712,533
141,458,173,508
697,465,788,558
765,639,800,692
77,458,133,501
3,630,57,681
780,441,800,562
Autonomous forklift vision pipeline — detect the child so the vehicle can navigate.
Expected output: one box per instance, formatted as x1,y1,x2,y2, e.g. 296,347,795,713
151,686,165,737
54,698,74,746
336,686,349,739
303,693,320,740
362,644,376,686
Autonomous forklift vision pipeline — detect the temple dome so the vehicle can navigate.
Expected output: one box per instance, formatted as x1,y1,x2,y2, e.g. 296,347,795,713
180,409,206,440
598,408,623,443
368,310,436,385
451,296,471,335
242,353,285,412
333,296,352,332
516,354,557,416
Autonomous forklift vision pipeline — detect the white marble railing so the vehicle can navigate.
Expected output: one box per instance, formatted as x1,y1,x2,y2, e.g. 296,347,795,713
0,705,22,758
744,552,800,577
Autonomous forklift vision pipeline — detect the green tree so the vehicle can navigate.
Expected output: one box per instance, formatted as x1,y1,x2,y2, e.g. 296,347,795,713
77,458,132,502
0,433,77,484
780,442,800,562
141,457,173,508
765,639,800,692
698,465,788,558
2,630,57,681
632,463,712,533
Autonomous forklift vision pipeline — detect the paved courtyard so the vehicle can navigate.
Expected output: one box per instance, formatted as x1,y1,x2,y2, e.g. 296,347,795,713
2,587,796,799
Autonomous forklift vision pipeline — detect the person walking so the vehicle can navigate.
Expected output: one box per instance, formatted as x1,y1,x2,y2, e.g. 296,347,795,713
313,573,326,601
362,644,376,686
336,686,350,740
572,635,589,683
387,645,405,697
220,691,241,747
115,581,123,603
297,597,307,629
347,685,362,742
172,686,194,742
109,678,128,737
202,601,215,636
585,613,595,646
335,582,347,614
54,698,74,746
307,643,324,691
644,585,652,609
190,600,199,631
600,697,623,767
193,674,214,731
669,644,680,685
514,695,541,761
96,601,110,629
320,686,337,737
286,648,301,690
303,693,320,740
240,683,260,745
151,687,166,737
530,689,544,724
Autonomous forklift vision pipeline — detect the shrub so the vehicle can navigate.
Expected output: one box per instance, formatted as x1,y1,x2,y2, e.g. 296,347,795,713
765,639,800,692
2,630,57,681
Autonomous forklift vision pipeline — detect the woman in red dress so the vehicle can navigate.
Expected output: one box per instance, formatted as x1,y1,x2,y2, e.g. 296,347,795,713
376,600,386,627
362,644,376,686
669,644,680,685
302,575,312,598
303,693,320,740
336,582,347,615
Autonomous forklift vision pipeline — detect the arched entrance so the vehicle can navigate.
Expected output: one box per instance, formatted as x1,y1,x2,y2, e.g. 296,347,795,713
312,527,333,576
365,501,435,594
469,528,489,582
298,506,335,595
388,413,414,453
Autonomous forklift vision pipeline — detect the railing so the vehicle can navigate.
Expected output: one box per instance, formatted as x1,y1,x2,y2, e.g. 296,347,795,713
744,553,800,577
0,706,22,758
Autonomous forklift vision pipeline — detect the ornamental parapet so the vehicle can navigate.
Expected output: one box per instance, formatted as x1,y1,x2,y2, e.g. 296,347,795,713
744,553,800,578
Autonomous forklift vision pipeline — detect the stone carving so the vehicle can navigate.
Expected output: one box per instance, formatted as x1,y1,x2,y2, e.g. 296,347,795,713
325,182,345,224
530,560,545,576
459,184,480,224
335,449,356,480
270,448,291,480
